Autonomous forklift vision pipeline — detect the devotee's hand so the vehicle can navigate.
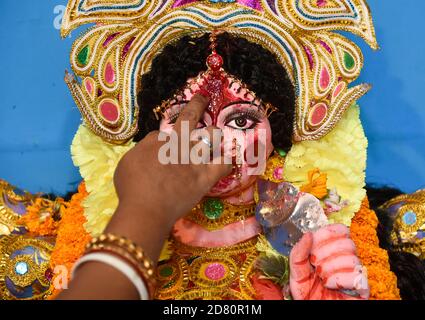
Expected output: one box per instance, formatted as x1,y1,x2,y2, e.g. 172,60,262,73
289,224,369,300
108,93,232,261
59,94,232,300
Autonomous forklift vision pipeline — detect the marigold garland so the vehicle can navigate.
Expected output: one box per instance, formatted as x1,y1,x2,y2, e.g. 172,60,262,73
350,197,401,300
17,183,91,299
48,182,91,298
18,198,63,236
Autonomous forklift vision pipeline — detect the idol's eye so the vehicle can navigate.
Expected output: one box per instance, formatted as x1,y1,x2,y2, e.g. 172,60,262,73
167,104,206,129
225,110,262,130
166,103,186,124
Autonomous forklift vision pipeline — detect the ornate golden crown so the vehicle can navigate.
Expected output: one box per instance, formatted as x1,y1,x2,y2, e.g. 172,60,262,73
62,0,377,144
381,190,425,259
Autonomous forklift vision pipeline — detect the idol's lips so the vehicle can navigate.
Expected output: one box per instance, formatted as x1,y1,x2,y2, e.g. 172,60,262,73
210,176,235,193
210,170,237,193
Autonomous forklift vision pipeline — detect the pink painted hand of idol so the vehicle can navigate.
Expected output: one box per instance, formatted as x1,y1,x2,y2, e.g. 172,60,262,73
289,224,369,300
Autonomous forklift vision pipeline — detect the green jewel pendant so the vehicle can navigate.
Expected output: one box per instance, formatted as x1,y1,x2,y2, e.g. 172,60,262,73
203,198,224,220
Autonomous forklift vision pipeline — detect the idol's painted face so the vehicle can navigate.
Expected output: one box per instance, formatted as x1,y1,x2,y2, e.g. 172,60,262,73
159,74,274,198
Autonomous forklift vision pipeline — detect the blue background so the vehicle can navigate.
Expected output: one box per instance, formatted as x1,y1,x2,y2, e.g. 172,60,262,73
0,1,424,196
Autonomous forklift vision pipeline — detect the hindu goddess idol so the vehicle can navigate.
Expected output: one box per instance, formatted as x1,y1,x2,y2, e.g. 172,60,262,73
0,0,408,300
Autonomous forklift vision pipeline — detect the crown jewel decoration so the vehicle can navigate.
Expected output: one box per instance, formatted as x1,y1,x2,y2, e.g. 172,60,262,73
381,190,425,259
62,0,377,144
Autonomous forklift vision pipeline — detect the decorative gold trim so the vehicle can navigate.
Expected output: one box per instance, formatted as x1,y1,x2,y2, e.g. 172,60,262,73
172,237,258,257
0,235,53,300
0,180,34,236
189,256,238,288
156,237,259,300
381,189,425,259
239,252,258,298
185,200,256,231
155,257,190,300
176,288,249,300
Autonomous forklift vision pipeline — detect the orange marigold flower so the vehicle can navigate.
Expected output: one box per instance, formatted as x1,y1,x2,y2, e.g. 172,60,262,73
300,168,328,199
18,198,62,236
48,182,91,298
350,197,400,300
16,184,91,299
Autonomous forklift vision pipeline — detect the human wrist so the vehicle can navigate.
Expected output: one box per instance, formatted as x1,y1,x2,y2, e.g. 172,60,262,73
117,197,176,228
105,201,175,262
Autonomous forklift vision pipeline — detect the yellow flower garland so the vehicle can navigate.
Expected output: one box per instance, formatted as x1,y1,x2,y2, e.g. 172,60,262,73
71,125,135,236
284,104,367,226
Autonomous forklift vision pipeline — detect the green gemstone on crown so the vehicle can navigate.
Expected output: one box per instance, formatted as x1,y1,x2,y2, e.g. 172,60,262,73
343,51,355,70
203,198,224,220
77,45,90,66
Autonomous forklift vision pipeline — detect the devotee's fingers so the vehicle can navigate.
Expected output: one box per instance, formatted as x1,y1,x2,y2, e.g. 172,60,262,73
190,126,222,163
191,125,232,182
143,130,160,140
174,94,209,134
289,232,314,300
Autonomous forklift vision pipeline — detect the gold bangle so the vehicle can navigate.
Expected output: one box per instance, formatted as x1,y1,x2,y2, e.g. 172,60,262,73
86,233,157,298
88,244,156,298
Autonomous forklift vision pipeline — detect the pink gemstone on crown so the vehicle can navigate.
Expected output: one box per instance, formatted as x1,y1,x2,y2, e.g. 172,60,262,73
309,103,328,126
333,82,346,99
105,62,116,85
99,100,119,123
317,0,327,7
84,78,94,95
320,66,330,90
204,263,226,280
